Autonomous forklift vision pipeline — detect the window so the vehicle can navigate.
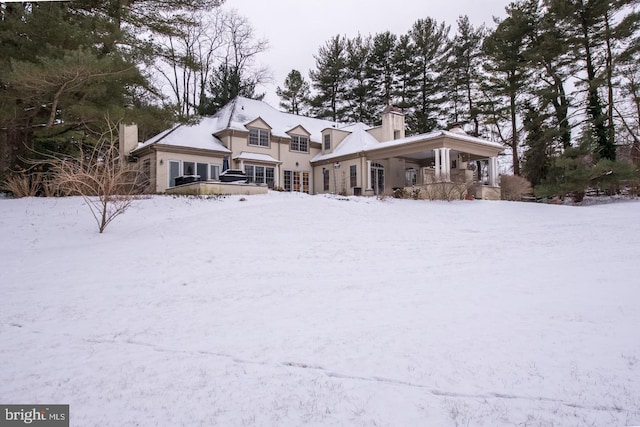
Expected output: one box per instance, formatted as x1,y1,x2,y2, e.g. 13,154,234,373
350,165,357,188
323,134,331,151
210,165,220,180
323,169,330,191
290,135,309,153
405,168,417,186
244,164,275,185
196,163,208,181
265,167,275,188
183,161,195,176
394,130,401,140
168,161,221,187
168,161,180,187
249,128,269,147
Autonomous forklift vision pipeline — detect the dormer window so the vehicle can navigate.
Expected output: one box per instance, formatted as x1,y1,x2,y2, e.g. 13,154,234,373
323,134,331,151
290,135,309,153
249,128,269,147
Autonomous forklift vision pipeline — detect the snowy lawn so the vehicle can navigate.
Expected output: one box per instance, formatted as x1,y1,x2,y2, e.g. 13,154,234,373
1,192,639,426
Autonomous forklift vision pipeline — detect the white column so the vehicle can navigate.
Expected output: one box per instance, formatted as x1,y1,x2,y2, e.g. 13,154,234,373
433,149,441,181
488,157,497,187
366,160,372,190
239,160,244,171
443,148,451,182
275,164,280,187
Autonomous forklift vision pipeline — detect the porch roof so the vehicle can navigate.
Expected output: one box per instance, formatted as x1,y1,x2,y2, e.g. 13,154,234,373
311,128,503,164
233,151,282,164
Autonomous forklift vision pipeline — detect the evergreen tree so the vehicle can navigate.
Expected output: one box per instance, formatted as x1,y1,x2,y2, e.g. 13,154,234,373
545,0,615,159
444,16,486,135
407,18,450,134
0,0,222,176
276,69,310,115
309,35,348,122
344,34,375,123
199,63,264,114
521,102,554,186
524,0,573,150
482,1,533,175
368,31,398,112
392,34,418,111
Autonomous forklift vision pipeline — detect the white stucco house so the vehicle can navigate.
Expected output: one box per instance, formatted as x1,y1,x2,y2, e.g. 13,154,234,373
121,96,503,199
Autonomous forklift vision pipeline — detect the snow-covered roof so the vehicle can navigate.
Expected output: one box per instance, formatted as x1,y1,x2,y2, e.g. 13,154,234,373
233,151,282,164
312,127,503,162
133,117,231,154
311,124,380,162
134,97,502,159
212,97,349,142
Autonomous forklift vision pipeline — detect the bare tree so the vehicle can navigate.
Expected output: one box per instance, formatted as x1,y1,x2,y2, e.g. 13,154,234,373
154,9,269,119
154,10,226,119
51,119,145,233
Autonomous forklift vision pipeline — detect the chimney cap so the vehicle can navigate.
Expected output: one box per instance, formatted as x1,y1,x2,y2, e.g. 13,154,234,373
382,104,403,115
448,123,467,135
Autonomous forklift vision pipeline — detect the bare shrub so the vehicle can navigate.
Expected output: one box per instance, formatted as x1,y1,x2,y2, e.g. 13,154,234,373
392,188,408,198
423,182,469,201
500,175,533,201
49,120,145,233
1,174,42,198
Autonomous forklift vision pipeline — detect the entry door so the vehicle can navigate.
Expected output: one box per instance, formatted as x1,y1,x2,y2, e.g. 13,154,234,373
371,163,384,195
284,170,310,194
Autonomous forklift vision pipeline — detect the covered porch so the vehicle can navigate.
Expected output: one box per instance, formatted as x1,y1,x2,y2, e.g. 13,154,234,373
364,130,503,200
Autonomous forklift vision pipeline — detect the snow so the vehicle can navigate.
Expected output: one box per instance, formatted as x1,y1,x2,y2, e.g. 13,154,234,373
214,97,347,143
233,151,281,163
1,193,639,426
133,118,231,154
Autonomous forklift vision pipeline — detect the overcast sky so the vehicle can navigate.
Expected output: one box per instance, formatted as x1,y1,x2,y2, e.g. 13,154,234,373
223,0,509,108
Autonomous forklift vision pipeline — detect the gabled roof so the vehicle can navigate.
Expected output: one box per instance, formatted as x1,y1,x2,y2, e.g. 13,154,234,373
135,97,354,152
132,117,231,154
312,124,379,162
212,97,350,142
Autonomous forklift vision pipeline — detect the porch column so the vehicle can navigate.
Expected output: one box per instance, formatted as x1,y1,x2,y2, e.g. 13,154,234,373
275,164,280,187
488,156,498,186
239,159,244,171
433,149,441,181
443,148,451,182
366,160,372,190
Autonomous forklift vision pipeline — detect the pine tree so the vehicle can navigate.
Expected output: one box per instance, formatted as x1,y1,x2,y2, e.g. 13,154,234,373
406,18,450,134
309,35,348,122
276,70,310,115
344,34,375,123
392,34,418,112
444,16,486,135
368,31,398,113
545,0,614,159
482,1,533,175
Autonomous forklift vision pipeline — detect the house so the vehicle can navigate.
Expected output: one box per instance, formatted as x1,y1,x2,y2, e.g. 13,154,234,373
121,96,503,199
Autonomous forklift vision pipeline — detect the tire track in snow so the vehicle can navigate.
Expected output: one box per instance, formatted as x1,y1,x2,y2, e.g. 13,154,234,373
78,333,627,415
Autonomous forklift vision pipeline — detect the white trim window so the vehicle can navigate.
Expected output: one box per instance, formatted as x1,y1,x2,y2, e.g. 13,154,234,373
323,134,331,151
244,164,275,187
168,160,222,187
249,128,270,147
290,135,309,153
350,165,357,187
